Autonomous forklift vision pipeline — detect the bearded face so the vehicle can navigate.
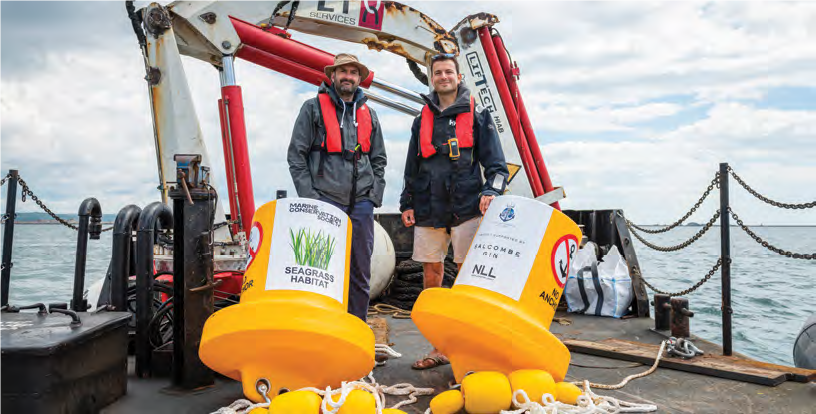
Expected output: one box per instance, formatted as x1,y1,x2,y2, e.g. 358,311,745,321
331,64,361,97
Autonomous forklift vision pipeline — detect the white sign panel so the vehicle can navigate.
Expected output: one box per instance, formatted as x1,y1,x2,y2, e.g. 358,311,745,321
455,22,533,199
456,196,554,301
266,199,348,304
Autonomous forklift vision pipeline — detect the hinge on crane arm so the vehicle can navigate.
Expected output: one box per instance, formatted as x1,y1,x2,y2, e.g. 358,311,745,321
144,4,171,38
468,13,500,30
535,187,567,206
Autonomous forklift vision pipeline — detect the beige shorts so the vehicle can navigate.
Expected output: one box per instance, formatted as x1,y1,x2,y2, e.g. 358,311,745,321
412,217,481,264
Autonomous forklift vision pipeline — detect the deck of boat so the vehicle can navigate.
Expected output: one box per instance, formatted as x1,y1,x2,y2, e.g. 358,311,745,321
104,312,815,413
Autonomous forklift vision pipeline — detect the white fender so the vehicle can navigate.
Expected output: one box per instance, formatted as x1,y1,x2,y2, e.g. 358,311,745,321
370,221,396,299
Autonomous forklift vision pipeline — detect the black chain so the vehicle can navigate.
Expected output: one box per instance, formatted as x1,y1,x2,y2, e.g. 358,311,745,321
625,172,720,234
627,209,720,252
14,176,113,232
407,58,429,86
728,207,814,260
635,258,724,297
0,173,11,187
264,0,300,31
728,166,815,209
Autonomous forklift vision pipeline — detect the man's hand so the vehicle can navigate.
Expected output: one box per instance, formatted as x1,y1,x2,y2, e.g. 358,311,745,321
401,209,416,227
480,195,496,215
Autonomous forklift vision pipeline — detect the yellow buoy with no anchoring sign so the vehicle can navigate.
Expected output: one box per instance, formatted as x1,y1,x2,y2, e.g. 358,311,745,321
412,195,581,383
199,198,374,402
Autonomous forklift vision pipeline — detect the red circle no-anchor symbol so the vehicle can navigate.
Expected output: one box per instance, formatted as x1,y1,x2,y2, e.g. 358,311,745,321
550,234,579,288
246,222,263,270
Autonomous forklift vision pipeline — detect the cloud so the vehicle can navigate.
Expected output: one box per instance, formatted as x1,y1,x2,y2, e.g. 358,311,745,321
1,1,814,226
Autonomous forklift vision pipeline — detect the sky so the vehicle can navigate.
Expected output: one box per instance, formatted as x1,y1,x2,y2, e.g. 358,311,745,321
1,1,815,227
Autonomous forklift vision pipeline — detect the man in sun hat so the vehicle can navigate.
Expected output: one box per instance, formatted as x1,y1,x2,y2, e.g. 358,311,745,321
287,53,387,321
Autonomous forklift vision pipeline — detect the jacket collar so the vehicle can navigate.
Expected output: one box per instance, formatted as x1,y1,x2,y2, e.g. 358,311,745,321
319,82,367,107
421,84,472,116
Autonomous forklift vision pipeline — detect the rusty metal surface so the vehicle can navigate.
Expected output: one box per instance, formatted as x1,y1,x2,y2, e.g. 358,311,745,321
165,1,456,63
670,297,693,338
653,294,671,331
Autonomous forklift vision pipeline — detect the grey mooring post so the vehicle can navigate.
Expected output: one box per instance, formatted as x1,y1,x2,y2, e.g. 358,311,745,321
719,162,733,356
1,169,19,307
169,154,215,389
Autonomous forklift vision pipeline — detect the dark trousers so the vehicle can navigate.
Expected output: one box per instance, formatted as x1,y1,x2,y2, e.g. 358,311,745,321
321,197,374,321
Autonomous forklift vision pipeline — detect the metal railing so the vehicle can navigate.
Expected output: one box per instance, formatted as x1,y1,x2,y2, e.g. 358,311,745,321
2,170,115,309
624,162,814,356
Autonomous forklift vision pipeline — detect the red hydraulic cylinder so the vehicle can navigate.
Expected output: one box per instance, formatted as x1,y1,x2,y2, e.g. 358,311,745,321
217,99,240,235
478,27,545,197
236,45,327,87
220,85,255,233
231,17,375,88
492,34,560,210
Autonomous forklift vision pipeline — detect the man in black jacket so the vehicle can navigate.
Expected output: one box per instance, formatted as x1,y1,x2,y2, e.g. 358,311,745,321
400,54,509,369
287,54,387,321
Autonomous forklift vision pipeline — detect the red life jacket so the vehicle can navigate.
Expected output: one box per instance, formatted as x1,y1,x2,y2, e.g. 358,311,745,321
318,93,372,153
419,97,475,158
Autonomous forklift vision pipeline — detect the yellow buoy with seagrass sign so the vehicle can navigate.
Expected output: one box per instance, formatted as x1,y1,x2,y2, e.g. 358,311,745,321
412,195,580,383
200,198,374,402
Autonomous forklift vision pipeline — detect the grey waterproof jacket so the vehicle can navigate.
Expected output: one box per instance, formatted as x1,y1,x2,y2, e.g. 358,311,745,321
288,82,387,207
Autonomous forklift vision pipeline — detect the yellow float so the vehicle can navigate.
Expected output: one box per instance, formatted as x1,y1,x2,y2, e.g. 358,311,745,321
199,198,375,402
412,195,581,383
427,371,589,413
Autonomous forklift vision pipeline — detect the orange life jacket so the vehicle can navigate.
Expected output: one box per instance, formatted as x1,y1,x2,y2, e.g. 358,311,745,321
318,93,371,153
419,97,474,158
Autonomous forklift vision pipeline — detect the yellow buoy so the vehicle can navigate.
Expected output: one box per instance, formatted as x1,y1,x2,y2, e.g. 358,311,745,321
412,195,580,383
508,369,556,405
554,382,583,405
429,389,465,414
248,408,269,414
330,389,376,414
461,371,513,413
267,390,321,413
200,199,375,402
381,409,408,414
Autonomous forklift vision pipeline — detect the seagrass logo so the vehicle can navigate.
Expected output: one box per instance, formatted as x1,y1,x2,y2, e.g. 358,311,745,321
289,228,337,270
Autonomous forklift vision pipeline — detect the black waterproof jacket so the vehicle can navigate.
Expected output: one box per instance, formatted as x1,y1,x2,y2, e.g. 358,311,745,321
287,82,387,207
399,86,509,228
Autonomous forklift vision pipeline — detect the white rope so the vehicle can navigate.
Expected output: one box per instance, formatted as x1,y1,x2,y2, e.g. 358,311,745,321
499,382,657,413
298,373,434,414
571,340,667,390
375,343,403,358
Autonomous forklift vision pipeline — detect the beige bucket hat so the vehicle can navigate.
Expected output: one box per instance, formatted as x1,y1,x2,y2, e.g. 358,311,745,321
324,53,370,81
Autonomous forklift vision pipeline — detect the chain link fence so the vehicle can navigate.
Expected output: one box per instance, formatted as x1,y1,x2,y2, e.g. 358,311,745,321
728,165,816,210
0,173,11,187
1,173,113,232
634,259,725,297
625,172,719,234
628,209,720,253
625,164,814,300
728,207,814,260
